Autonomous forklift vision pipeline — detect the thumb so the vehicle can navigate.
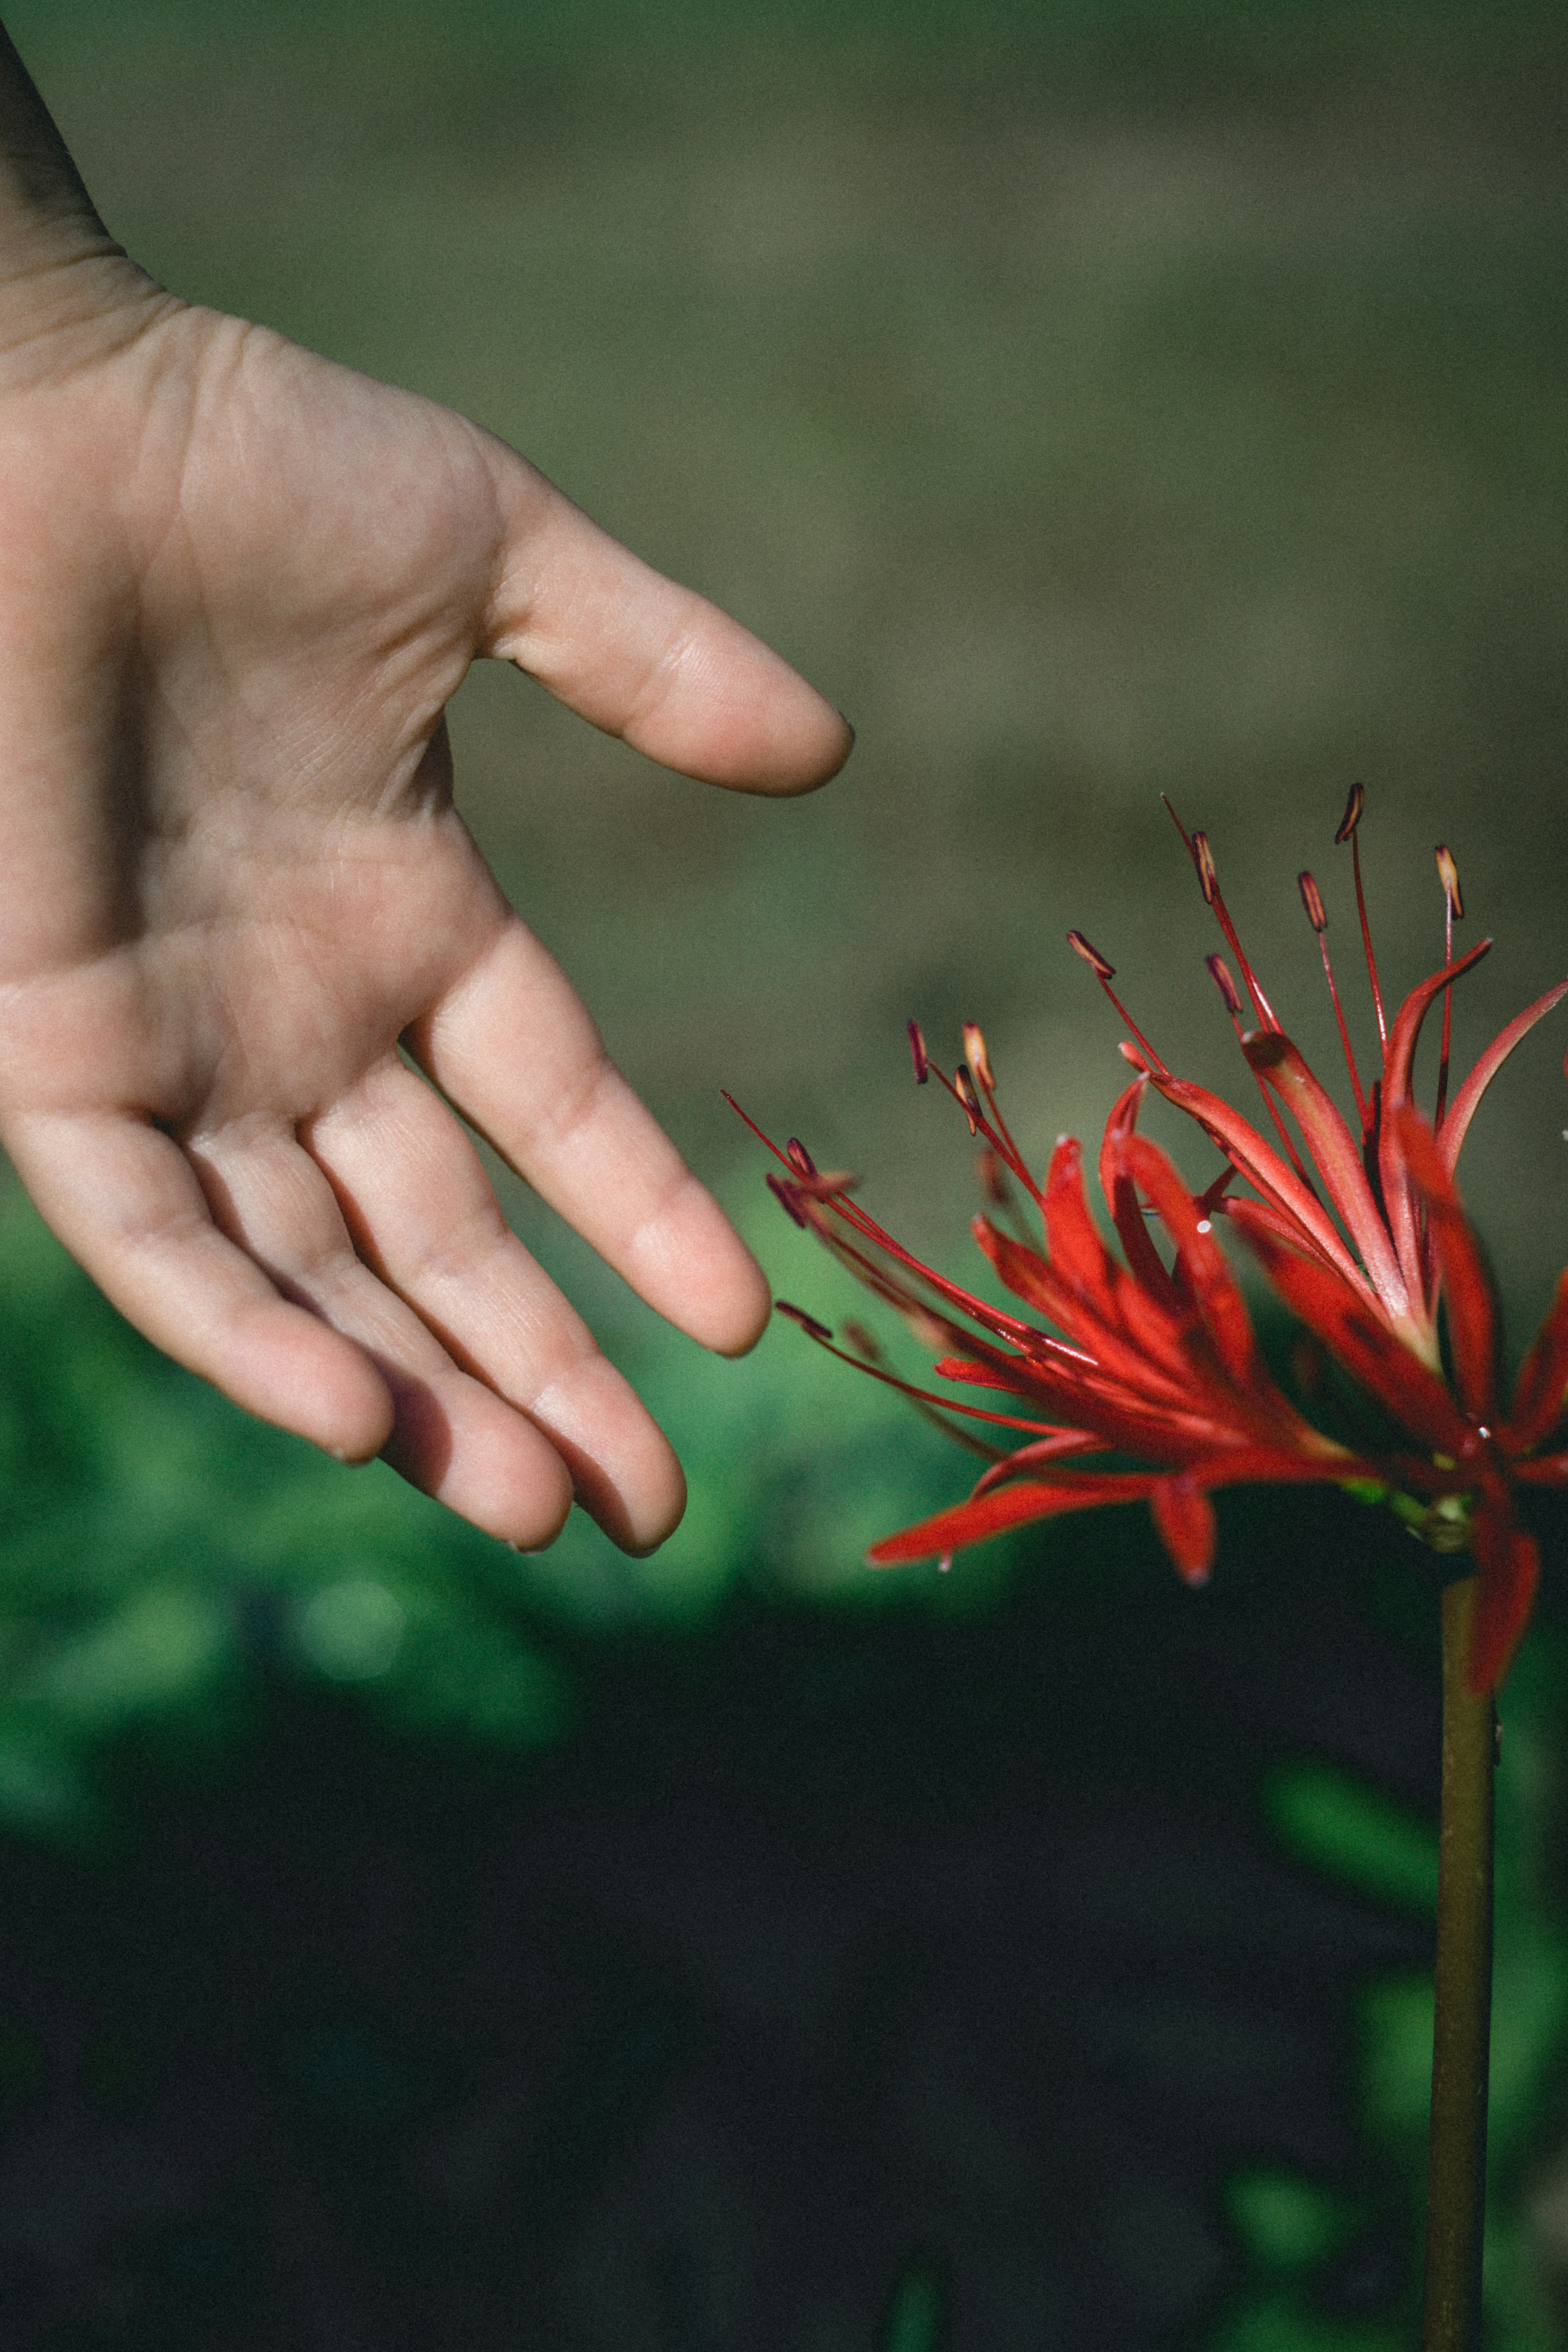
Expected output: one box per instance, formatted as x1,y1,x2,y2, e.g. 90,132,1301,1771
474,432,852,795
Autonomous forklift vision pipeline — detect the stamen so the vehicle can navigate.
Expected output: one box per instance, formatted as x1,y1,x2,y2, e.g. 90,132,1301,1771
786,1138,817,1177
1334,781,1387,1051
1434,844,1463,1127
1436,845,1463,922
963,1021,995,1091
775,1300,833,1340
1067,930,1171,1074
1160,800,1279,1030
767,1172,809,1228
1206,953,1244,1018
908,1019,929,1084
953,1067,982,1136
1067,929,1115,980
1193,833,1219,905
1298,868,1370,1135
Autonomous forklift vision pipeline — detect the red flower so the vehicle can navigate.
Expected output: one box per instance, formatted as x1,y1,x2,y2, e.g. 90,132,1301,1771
737,789,1568,1694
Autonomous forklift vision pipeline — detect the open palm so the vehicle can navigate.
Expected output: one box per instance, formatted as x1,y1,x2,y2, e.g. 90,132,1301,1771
0,278,850,1552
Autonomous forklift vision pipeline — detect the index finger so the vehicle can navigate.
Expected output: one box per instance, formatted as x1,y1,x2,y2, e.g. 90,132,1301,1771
475,434,853,795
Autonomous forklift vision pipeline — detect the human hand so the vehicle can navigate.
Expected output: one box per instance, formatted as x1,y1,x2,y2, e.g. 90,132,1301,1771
0,83,850,1555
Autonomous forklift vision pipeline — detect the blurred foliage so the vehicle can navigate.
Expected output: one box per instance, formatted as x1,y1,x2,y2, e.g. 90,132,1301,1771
0,1171,995,1846
1217,1629,1568,2349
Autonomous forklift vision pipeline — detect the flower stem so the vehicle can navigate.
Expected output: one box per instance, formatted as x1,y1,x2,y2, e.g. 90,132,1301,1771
1422,1573,1496,2352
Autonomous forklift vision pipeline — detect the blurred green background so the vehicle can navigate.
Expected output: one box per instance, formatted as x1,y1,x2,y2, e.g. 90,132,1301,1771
2,1,1567,2345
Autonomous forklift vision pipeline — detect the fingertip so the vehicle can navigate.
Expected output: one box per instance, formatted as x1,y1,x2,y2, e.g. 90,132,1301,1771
628,1182,772,1356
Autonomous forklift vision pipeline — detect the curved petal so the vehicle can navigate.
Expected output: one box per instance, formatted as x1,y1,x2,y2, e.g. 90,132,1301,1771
1243,1029,1408,1316
1098,1078,1184,1310
1439,978,1568,1174
1469,1510,1539,1695
1388,1106,1497,1425
1043,1137,1120,1321
1378,939,1493,1293
1118,1133,1271,1395
1513,1453,1568,1485
1510,1268,1568,1452
1147,1071,1376,1298
1150,1475,1216,1584
1226,1204,1479,1459
866,1471,1163,1564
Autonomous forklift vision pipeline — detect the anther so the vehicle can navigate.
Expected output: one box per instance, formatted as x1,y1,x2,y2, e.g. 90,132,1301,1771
953,1067,982,1135
978,1149,1011,1207
767,1172,808,1229
786,1138,817,1177
1205,953,1244,1017
1297,871,1327,932
1192,832,1218,905
1435,844,1463,922
962,1020,994,1090
775,1301,833,1341
843,1321,885,1364
1334,781,1365,844
908,1018,929,1084
1067,929,1115,979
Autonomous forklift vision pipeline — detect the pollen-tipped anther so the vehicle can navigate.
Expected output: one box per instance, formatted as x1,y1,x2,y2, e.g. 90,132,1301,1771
908,1018,929,1084
1067,929,1115,980
1298,872,1327,932
1206,953,1244,1017
1436,845,1464,922
1334,782,1365,844
786,1138,817,1177
953,1067,982,1135
962,1020,995,1091
1193,833,1218,906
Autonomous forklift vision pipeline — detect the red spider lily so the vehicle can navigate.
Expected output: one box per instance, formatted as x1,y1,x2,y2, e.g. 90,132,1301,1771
737,789,1568,1694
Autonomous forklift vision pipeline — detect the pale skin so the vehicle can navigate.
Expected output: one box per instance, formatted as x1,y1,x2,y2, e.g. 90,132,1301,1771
0,23,851,1555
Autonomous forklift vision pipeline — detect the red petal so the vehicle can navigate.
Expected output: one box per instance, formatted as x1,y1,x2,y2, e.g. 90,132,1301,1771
1225,1203,1478,1459
1242,1030,1408,1316
867,1472,1163,1564
973,1216,1199,1411
1514,1453,1568,1485
1147,1071,1375,1298
1043,1136,1120,1319
1510,1270,1568,1450
1378,940,1493,1292
969,1432,1116,1495
1439,977,1568,1174
1150,1475,1216,1584
1098,1078,1184,1309
1387,1106,1497,1425
1469,1513,1539,1694
1118,1133,1268,1393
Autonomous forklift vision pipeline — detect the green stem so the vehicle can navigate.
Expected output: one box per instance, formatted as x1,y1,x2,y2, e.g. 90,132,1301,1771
1422,1574,1496,2352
